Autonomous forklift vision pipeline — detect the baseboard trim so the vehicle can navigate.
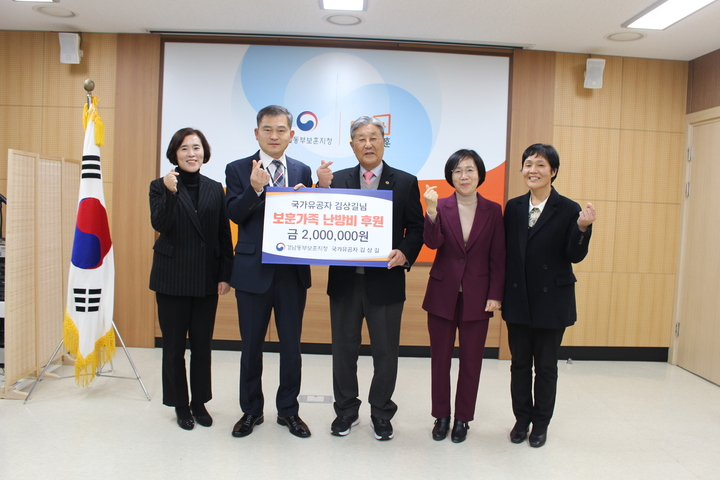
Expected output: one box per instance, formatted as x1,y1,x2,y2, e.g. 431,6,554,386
558,346,668,362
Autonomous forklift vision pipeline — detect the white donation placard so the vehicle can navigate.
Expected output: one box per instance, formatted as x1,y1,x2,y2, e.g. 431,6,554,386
262,187,393,267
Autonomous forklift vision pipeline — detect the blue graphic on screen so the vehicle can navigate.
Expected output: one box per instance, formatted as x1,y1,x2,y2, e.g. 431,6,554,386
234,45,438,176
297,111,318,132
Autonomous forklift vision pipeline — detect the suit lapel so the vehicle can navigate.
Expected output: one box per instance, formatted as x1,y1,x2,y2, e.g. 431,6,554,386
528,188,558,240
343,165,362,189
285,157,299,187
465,194,491,250
196,175,213,232
377,161,394,191
516,193,530,264
177,177,205,241
442,194,465,249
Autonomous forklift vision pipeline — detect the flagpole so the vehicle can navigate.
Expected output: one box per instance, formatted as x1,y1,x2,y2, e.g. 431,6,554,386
24,80,151,403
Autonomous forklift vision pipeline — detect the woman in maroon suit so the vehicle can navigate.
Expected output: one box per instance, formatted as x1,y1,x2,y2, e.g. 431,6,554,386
422,149,505,443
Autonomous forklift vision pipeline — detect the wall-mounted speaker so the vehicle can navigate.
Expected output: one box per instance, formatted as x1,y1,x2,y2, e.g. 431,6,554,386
584,58,606,89
58,33,82,64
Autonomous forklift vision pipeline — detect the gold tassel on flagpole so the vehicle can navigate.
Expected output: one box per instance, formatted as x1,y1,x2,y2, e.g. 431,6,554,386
82,95,105,147
83,102,90,130
94,111,105,147
64,310,117,387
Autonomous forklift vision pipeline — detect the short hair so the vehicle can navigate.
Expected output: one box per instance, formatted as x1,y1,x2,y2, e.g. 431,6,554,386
444,149,487,188
350,116,385,140
166,127,211,165
256,105,293,128
522,143,559,182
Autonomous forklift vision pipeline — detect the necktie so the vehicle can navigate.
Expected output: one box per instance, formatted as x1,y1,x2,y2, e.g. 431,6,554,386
363,171,374,184
528,207,540,227
272,159,284,187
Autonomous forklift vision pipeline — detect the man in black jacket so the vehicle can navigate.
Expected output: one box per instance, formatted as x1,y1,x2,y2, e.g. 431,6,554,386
316,116,424,441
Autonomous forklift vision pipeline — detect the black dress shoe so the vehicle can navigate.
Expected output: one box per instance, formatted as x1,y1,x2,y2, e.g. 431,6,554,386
232,413,264,437
510,424,529,444
175,406,195,431
450,419,469,443
277,415,311,438
191,403,213,427
432,417,451,441
529,431,547,448
177,417,195,430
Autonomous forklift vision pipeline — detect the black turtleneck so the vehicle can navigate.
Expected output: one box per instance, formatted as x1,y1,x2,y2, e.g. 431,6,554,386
176,167,200,210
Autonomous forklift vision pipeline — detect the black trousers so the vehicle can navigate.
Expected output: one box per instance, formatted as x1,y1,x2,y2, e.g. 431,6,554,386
156,292,218,407
236,264,307,417
506,322,565,434
330,273,404,420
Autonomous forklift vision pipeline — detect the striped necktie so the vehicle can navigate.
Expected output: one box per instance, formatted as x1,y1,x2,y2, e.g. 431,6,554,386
272,159,285,187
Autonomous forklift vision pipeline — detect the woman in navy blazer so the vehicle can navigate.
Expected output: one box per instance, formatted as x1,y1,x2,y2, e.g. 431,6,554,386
503,144,595,448
149,128,233,431
422,149,505,443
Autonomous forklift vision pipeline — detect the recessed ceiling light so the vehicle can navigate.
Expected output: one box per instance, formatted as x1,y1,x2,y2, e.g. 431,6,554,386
14,0,57,3
320,0,366,11
324,14,363,25
622,0,718,30
605,32,646,41
33,5,76,17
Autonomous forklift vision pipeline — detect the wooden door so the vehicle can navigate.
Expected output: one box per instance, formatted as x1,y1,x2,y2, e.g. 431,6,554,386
672,106,720,385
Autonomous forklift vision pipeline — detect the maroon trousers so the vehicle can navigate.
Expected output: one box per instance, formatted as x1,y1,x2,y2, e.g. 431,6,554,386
428,293,489,422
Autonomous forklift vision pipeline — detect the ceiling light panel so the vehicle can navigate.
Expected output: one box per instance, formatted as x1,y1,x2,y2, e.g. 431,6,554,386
321,0,366,11
623,0,718,30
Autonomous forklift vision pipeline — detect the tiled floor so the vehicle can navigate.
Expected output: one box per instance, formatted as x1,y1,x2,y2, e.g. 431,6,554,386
1,348,719,479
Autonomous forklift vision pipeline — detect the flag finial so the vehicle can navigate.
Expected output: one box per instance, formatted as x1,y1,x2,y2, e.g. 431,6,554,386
83,78,95,108
82,80,104,147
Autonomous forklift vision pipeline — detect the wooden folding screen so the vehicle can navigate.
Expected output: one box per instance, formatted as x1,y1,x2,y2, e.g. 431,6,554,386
2,149,79,399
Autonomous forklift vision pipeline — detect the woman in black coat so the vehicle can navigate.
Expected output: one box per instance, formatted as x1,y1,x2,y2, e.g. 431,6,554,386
149,128,233,430
503,144,596,447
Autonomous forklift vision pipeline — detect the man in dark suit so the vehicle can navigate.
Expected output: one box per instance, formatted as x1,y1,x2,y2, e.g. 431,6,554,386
225,105,313,438
503,143,596,448
316,116,424,441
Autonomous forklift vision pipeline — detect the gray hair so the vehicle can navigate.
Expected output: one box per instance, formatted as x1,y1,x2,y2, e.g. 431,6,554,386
350,116,385,140
256,105,293,128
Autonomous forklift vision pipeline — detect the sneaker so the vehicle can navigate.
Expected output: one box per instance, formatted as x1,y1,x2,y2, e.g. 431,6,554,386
331,414,360,436
370,415,394,441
